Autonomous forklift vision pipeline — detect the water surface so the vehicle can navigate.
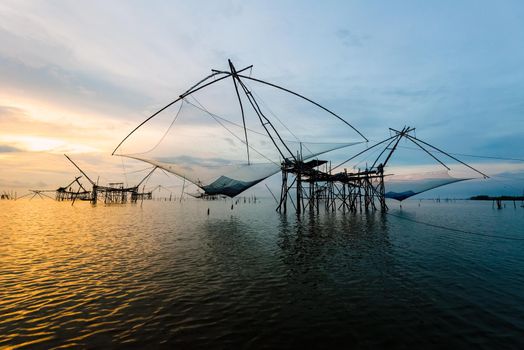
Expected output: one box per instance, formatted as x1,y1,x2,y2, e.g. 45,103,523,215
1,199,523,349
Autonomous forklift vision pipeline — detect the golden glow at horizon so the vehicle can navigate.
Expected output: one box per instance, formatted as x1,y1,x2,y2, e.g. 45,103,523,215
0,92,115,154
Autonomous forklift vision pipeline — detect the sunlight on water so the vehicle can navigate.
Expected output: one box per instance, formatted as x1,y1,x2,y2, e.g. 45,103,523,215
1,199,523,348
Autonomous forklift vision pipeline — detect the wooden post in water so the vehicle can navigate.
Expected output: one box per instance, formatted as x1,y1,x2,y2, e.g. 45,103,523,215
296,170,301,215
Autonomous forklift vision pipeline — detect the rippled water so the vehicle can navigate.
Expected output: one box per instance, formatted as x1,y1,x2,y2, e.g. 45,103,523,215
1,198,523,349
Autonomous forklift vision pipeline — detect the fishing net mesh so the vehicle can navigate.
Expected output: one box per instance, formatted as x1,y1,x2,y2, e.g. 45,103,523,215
116,76,362,196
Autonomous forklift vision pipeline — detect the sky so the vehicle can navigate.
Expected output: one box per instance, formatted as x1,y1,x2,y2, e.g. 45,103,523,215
1,0,524,197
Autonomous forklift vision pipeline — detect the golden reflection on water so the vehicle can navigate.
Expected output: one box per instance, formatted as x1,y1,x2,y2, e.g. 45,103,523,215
0,200,166,348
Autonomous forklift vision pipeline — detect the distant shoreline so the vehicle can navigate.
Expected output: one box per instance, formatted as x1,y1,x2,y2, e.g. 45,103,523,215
470,195,524,201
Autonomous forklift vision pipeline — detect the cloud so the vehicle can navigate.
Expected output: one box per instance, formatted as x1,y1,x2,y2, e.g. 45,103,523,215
336,28,367,47
224,137,237,147
0,177,47,189
0,104,111,153
0,55,153,118
0,144,20,152
0,105,27,119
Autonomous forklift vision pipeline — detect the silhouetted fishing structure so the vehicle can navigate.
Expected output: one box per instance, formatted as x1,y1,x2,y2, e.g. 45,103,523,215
55,176,91,202
278,126,488,214
112,60,366,206
112,60,489,215
278,158,387,214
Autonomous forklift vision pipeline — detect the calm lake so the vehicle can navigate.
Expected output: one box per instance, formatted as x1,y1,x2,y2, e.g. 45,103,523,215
1,198,523,349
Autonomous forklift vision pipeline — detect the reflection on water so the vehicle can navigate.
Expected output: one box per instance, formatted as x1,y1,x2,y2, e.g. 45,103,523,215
0,199,523,348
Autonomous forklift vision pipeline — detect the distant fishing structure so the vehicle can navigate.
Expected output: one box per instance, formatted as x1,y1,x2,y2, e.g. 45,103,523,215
63,155,155,204
0,190,16,200
17,156,156,205
17,189,55,201
112,60,489,214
